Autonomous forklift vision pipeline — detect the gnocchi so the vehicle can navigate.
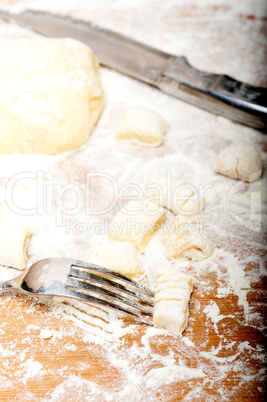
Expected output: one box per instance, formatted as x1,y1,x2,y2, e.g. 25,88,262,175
214,142,263,182
86,241,144,278
115,106,169,147
146,172,204,216
159,215,214,261
0,219,31,270
153,271,196,337
109,200,166,252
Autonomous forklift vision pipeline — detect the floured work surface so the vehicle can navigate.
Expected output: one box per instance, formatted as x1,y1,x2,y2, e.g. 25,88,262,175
0,1,266,401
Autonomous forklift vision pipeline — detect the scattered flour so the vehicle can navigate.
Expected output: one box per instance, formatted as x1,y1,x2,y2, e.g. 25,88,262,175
219,251,251,317
204,300,234,324
20,358,45,385
144,364,206,388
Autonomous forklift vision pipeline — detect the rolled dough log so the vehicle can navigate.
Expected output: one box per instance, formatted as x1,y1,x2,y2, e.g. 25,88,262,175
0,38,104,154
153,271,195,337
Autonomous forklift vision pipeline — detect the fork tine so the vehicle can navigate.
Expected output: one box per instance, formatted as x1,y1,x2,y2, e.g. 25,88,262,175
72,261,154,297
69,266,154,307
66,260,155,326
66,277,153,316
65,285,153,326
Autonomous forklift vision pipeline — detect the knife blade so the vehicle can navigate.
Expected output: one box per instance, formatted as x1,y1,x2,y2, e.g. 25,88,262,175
1,9,266,131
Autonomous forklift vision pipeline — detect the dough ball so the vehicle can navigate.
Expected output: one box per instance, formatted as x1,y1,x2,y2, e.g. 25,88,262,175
115,106,169,147
146,172,204,216
0,219,31,270
109,200,166,252
86,241,144,279
159,215,214,261
214,142,263,182
153,271,195,337
0,38,104,154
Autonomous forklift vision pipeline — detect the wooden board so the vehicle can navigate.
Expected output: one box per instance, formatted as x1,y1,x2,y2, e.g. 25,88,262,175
0,274,266,401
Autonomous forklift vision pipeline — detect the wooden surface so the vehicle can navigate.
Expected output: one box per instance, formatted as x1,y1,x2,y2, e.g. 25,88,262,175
0,1,266,401
0,275,266,401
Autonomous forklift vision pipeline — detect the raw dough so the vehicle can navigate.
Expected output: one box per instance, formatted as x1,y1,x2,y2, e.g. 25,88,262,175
86,241,144,278
115,106,169,147
109,200,166,252
214,142,263,182
0,38,104,154
146,172,204,215
153,271,195,337
0,219,31,270
159,215,214,261
40,329,54,340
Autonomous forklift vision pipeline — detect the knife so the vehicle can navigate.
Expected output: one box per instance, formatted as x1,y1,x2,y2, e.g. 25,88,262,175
1,9,267,132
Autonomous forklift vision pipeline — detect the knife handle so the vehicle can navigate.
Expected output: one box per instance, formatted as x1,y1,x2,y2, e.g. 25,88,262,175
156,56,267,132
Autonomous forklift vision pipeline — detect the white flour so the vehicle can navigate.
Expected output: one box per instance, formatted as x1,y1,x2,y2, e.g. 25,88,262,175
0,0,266,401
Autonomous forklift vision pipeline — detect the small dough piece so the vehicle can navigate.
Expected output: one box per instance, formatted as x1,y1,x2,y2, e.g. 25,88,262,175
214,142,263,182
40,329,54,340
109,200,166,252
146,172,204,216
115,106,169,147
0,219,31,270
0,38,104,154
153,271,195,337
159,215,214,261
86,241,144,278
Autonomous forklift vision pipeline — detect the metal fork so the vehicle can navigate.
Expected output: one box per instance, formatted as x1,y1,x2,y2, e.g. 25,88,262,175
0,258,154,326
